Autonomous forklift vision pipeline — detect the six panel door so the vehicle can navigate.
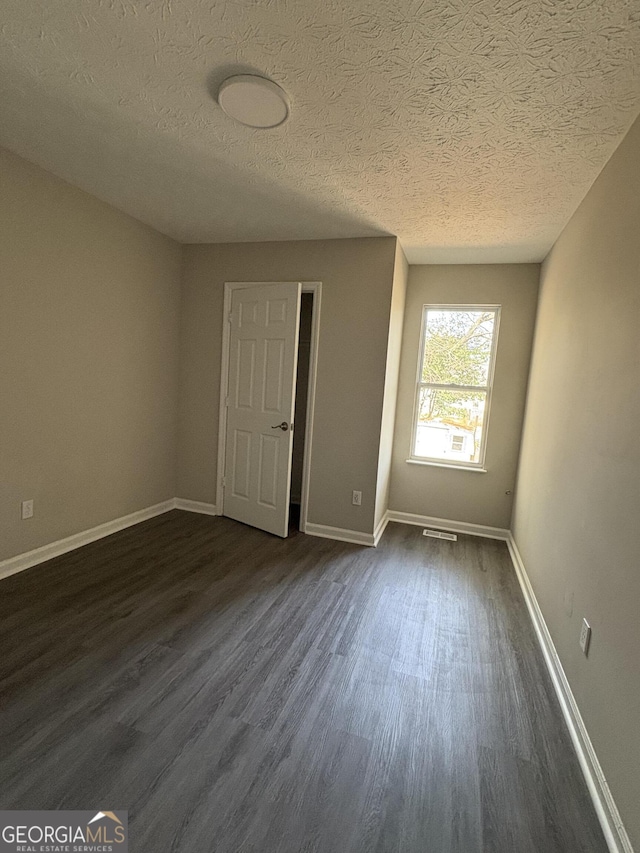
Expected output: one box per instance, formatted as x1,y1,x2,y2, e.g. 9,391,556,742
223,282,302,537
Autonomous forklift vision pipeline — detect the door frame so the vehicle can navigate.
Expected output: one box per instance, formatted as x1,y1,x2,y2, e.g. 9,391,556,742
216,281,322,534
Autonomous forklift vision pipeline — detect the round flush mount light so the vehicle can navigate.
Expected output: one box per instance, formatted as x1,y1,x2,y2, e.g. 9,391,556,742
217,75,289,128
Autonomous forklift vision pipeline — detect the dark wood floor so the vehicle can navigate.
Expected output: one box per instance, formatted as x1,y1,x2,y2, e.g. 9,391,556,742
1,511,606,852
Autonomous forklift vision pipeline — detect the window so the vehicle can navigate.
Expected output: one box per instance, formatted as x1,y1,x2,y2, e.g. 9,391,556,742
451,435,464,452
411,305,500,468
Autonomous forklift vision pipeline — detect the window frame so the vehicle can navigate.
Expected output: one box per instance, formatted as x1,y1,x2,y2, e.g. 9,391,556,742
409,304,501,470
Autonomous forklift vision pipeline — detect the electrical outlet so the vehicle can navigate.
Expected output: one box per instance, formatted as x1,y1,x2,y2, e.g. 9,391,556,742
579,618,591,656
352,490,362,506
21,499,34,520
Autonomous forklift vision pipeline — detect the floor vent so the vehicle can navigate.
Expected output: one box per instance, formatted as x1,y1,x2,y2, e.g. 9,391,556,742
423,528,458,541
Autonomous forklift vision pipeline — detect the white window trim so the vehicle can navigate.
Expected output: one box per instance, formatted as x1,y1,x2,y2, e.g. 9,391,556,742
405,458,487,473
409,304,501,470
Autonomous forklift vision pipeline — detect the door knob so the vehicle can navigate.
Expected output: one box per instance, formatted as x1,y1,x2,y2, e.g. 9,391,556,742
271,421,289,431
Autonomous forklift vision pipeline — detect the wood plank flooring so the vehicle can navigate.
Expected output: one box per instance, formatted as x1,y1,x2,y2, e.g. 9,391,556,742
0,511,607,852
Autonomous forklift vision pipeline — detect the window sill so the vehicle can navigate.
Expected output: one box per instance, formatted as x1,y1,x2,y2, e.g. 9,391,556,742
406,458,487,473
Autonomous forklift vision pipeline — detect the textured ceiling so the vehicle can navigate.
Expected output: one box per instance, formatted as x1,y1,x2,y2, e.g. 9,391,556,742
1,0,640,262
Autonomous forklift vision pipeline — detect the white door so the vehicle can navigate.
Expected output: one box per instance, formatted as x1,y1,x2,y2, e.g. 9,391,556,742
223,282,302,537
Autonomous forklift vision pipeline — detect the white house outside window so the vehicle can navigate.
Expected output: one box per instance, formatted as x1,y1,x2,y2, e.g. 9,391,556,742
411,305,500,469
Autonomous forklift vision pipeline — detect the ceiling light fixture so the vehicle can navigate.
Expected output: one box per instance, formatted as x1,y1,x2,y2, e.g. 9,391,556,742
217,75,289,129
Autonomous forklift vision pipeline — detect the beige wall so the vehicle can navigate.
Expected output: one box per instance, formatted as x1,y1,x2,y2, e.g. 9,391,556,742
389,264,539,529
512,116,640,847
0,147,182,563
177,237,397,535
374,241,408,530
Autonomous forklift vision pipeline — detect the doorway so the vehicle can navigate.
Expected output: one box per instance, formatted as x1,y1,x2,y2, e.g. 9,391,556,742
216,281,321,538
289,292,314,533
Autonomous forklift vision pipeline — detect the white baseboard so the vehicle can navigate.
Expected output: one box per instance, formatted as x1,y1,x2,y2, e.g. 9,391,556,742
303,509,508,549
174,498,218,516
0,497,222,583
0,500,175,582
387,509,509,541
304,522,375,547
507,536,633,853
373,511,390,546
